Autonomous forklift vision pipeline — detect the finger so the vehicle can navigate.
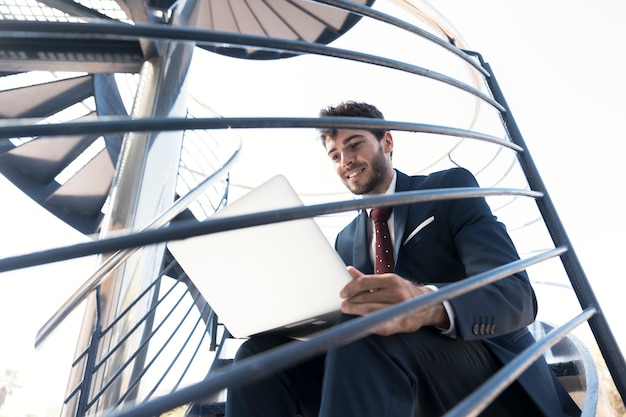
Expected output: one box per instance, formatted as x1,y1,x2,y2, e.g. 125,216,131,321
346,266,364,279
341,280,380,299
341,300,388,316
341,271,397,299
340,268,369,298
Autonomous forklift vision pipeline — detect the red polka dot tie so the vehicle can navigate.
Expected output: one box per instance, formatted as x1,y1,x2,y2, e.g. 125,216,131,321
371,207,394,273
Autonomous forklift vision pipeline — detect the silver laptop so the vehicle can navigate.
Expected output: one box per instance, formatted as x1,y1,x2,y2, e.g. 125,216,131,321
167,175,352,338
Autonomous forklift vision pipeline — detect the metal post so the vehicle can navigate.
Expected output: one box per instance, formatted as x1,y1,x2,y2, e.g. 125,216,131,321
61,1,205,415
479,53,626,406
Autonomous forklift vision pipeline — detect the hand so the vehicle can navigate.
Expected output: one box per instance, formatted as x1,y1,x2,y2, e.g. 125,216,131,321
339,266,449,336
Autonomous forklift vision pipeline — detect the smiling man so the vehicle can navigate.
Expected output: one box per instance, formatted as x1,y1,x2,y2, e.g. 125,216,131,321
226,101,579,417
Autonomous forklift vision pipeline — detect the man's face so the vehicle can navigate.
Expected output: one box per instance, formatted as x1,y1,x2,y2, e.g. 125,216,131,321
324,129,393,195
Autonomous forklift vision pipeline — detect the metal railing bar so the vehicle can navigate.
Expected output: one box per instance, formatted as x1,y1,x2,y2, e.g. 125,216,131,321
34,146,239,348
95,279,188,369
88,289,195,408
97,271,162,338
0,117,518,151
3,187,542,275
94,285,191,375
69,287,103,411
111,293,205,408
315,0,489,76
489,188,529,213
0,20,501,110
102,247,566,417
98,258,185,337
444,307,597,417
170,305,213,393
65,357,90,403
482,56,626,404
180,273,214,327
179,129,231,174
469,145,505,177
64,379,83,406
209,311,220,352
142,303,211,402
531,280,574,291
66,288,103,403
160,257,181,276
208,330,232,374
178,161,213,178
36,0,120,20
70,345,90,368
186,187,228,220
60,276,208,406
483,153,518,189
507,216,544,235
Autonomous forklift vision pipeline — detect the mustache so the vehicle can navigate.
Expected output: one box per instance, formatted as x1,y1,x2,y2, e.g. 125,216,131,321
342,163,366,177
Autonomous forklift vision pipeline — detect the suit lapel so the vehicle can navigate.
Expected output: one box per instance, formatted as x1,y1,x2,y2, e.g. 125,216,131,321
353,210,372,273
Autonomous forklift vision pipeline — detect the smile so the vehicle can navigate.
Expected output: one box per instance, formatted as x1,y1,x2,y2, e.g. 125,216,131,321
346,167,364,179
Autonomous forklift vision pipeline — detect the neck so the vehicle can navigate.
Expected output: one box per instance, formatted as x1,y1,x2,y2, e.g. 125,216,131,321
364,168,394,197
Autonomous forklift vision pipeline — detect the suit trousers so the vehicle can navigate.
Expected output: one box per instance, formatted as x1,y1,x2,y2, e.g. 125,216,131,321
226,324,545,417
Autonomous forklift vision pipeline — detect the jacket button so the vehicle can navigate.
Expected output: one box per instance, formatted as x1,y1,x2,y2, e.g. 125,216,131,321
490,324,496,334
473,324,480,334
479,324,486,335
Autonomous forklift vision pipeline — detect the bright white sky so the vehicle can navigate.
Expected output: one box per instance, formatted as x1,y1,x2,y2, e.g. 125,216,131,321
1,0,625,415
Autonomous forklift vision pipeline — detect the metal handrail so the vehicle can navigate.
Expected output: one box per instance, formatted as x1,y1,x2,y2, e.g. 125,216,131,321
102,247,570,417
1,1,621,415
478,51,626,405
62,255,214,414
34,142,240,348
89,291,196,409
313,0,489,76
0,20,502,111
0,186,542,274
446,308,596,417
0,117,517,148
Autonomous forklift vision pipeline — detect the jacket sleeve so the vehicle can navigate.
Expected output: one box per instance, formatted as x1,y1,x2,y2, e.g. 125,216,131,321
437,168,537,341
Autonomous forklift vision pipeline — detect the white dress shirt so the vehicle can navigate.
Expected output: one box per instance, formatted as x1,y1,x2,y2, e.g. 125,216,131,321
364,171,456,337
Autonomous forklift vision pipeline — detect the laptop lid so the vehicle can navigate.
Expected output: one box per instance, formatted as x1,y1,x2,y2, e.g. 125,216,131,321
167,175,351,338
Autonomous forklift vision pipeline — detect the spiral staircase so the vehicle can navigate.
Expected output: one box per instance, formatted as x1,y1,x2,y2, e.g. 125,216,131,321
1,1,625,417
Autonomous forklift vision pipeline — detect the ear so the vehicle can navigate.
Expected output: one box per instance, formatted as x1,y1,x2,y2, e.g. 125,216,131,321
382,131,394,154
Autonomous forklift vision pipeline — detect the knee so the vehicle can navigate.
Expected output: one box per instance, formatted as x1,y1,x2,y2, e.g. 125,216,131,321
325,334,381,368
234,335,294,361
233,338,259,361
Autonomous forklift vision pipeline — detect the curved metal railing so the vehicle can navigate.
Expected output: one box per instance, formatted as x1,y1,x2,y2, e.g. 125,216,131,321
0,1,624,416
33,134,241,349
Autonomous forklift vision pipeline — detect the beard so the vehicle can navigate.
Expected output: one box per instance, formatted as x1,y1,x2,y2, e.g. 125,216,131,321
346,147,389,195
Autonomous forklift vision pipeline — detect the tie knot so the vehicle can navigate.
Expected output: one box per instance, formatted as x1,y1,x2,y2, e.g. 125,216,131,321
371,207,393,223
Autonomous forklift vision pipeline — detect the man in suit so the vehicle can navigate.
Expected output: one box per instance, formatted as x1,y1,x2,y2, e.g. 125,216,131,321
226,101,579,416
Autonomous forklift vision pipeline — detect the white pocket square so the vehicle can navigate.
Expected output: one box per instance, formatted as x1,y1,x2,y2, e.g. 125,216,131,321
403,216,435,246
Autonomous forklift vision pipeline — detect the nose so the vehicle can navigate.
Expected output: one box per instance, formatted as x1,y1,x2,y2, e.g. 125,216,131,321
340,152,354,167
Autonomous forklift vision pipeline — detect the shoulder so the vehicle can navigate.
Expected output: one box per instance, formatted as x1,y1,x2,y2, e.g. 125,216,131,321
399,167,478,190
337,212,361,238
334,211,363,257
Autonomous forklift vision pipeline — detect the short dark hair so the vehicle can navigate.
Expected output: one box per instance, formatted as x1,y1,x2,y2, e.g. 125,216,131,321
318,101,387,142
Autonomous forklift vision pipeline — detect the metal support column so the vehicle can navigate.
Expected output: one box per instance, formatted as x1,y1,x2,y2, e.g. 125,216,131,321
480,54,626,405
61,1,205,415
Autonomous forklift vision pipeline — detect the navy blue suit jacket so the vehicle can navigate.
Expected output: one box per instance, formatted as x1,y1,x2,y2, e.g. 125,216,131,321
334,168,578,416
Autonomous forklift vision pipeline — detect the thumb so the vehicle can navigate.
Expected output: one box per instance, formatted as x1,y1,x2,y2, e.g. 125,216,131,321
346,266,364,280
